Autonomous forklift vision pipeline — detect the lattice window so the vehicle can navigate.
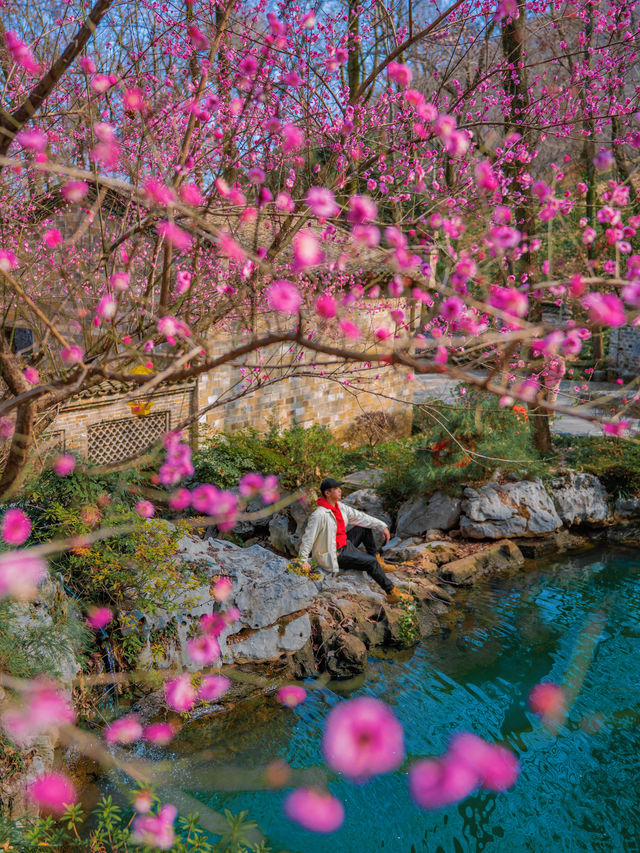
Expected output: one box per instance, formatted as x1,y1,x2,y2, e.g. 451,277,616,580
87,411,170,465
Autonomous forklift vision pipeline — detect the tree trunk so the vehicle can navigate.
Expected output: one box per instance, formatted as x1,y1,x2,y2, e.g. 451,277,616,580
0,342,37,498
530,402,552,453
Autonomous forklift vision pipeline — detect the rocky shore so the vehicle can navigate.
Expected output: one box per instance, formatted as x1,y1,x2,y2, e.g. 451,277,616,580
4,469,640,817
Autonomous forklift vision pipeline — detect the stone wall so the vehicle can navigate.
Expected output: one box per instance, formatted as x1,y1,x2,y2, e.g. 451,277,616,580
46,383,197,463
197,338,413,442
608,326,640,379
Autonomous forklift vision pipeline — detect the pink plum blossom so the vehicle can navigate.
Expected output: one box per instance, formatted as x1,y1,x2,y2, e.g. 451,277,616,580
277,686,307,707
347,195,377,225
5,31,40,74
602,420,630,436
23,367,38,384
133,789,154,813
135,500,155,519
86,606,112,630
0,551,47,601
2,680,74,745
409,757,478,809
188,25,209,50
282,123,305,152
284,788,344,833
212,576,233,602
306,187,339,218
165,675,197,711
316,293,337,319
267,279,302,314
238,472,264,497
180,183,204,205
105,714,143,745
17,128,47,151
449,733,519,792
61,346,84,365
338,319,361,339
123,87,146,112
582,293,626,327
44,228,62,248
199,674,230,701
144,723,175,745
187,633,221,664
132,804,177,849
53,454,76,476
1,509,31,545
322,697,404,780
110,271,130,291
293,230,323,270
0,250,18,271
169,488,191,510
388,61,413,86
529,682,567,725
0,418,14,440
27,773,77,816
158,221,192,251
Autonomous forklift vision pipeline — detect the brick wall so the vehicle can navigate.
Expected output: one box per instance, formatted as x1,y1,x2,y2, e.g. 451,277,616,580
35,302,415,463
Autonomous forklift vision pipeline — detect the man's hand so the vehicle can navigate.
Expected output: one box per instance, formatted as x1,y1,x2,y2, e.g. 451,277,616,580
381,527,391,544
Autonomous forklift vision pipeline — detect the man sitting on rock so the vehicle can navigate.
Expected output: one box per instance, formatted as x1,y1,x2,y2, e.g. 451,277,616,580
298,478,409,603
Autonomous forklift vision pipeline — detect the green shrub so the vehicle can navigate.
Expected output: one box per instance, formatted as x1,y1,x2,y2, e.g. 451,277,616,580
194,423,346,491
379,391,547,511
5,796,270,852
554,434,640,498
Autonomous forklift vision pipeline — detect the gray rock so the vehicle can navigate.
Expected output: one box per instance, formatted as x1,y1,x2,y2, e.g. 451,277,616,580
615,498,640,519
342,488,391,549
280,614,312,652
396,498,429,538
460,480,562,539
209,544,317,629
396,492,461,538
440,539,524,585
317,571,386,602
268,499,310,555
548,472,610,526
341,489,392,527
229,613,311,661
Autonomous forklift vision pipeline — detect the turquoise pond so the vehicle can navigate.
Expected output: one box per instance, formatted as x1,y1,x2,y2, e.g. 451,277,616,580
120,548,640,851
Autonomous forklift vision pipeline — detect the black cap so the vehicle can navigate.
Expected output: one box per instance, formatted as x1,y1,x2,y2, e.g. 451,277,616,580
320,477,344,494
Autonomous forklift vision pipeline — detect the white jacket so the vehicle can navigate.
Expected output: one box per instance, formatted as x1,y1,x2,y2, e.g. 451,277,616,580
298,502,387,573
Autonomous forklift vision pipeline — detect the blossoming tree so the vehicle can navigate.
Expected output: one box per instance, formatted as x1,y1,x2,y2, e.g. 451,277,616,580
0,0,639,842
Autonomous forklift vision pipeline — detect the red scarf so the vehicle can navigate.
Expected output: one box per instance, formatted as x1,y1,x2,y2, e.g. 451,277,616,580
317,497,347,549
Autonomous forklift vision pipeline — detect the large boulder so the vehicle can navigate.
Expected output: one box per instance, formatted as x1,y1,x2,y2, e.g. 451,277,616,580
440,539,524,585
228,614,312,662
460,480,562,539
341,488,392,549
615,497,640,519
137,537,318,669
548,472,610,526
341,488,392,527
268,499,311,556
396,492,461,538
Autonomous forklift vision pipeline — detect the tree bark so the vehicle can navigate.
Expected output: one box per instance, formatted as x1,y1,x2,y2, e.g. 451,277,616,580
0,341,38,498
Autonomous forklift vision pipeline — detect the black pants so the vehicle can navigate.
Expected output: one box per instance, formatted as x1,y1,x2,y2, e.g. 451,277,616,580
337,527,393,593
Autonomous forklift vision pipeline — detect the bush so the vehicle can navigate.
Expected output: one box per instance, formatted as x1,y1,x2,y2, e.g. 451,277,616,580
3,796,270,852
554,434,640,498
379,392,548,511
194,423,346,491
